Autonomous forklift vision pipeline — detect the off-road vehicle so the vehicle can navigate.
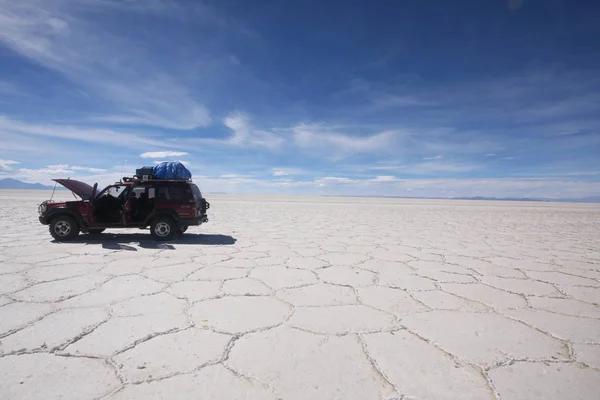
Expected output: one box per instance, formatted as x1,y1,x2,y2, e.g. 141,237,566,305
38,176,210,241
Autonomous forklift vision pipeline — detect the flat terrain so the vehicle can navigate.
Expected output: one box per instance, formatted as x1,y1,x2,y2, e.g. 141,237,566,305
1,190,600,400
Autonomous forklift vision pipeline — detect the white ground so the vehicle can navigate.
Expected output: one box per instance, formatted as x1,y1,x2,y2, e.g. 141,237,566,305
1,189,600,400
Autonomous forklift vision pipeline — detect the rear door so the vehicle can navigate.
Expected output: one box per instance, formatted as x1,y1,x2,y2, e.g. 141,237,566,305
168,184,197,219
188,183,207,216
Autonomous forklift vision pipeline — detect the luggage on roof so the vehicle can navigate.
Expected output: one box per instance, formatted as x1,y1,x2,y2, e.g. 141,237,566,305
152,161,192,180
135,166,155,177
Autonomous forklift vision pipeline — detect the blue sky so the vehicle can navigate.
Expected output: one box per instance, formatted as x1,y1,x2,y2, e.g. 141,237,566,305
1,0,599,198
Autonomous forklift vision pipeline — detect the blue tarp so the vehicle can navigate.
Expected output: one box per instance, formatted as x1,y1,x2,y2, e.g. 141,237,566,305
153,162,192,180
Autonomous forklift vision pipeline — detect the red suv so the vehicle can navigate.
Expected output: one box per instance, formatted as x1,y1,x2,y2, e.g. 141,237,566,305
38,177,210,241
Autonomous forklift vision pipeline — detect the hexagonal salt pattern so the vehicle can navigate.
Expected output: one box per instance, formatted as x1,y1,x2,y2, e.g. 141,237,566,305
1,192,599,399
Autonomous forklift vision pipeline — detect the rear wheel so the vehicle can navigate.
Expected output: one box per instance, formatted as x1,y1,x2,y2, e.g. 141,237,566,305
49,215,80,241
150,217,176,241
178,226,188,235
87,228,105,235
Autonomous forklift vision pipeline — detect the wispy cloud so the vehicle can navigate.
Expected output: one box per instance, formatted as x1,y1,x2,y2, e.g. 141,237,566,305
224,113,285,149
314,176,355,186
371,175,398,183
14,164,107,183
369,160,480,175
140,151,189,159
70,166,105,173
7,161,598,199
0,116,182,149
271,167,306,176
423,155,443,160
0,0,212,129
371,94,438,109
0,159,20,170
219,174,253,179
293,123,398,157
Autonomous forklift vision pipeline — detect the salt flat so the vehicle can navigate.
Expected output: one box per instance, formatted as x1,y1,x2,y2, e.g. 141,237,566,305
1,189,600,400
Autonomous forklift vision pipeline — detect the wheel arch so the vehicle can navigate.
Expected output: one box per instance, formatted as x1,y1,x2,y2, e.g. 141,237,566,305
46,208,86,229
151,209,179,224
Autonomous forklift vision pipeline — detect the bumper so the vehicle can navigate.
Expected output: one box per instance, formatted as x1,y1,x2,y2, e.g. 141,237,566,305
39,215,49,225
178,215,208,227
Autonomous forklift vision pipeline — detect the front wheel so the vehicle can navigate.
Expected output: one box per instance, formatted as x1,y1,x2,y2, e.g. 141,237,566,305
178,226,188,235
150,217,177,241
49,215,80,241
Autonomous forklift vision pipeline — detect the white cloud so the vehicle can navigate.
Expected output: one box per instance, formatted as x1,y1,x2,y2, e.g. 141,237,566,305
371,175,398,182
9,163,140,187
293,123,397,156
224,113,284,149
314,177,356,187
0,0,211,129
153,160,192,166
306,176,600,199
369,161,479,175
272,169,289,176
140,151,189,159
423,155,443,160
70,166,106,173
271,167,306,176
486,153,497,156
0,116,184,149
10,161,597,199
219,174,253,179
0,159,20,170
371,94,438,109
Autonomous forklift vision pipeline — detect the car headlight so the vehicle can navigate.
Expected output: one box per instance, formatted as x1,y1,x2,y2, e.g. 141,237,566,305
38,203,47,215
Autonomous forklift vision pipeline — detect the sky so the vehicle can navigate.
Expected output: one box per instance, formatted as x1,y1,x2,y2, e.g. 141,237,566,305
1,0,599,199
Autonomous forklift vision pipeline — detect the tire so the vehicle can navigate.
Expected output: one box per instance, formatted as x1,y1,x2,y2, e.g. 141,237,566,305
178,226,188,234
49,215,80,241
87,229,105,235
150,216,177,241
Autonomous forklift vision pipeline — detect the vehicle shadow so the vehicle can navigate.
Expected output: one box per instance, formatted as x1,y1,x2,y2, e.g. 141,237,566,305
53,233,236,250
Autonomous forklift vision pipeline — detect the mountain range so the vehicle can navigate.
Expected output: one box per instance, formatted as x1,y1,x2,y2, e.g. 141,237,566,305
0,178,62,190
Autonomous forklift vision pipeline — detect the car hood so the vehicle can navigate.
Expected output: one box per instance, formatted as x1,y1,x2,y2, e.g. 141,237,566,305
52,179,95,199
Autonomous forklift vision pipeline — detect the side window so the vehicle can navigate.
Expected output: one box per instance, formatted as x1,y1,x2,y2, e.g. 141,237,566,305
169,186,188,201
131,187,145,198
148,188,156,199
157,187,170,200
105,185,126,198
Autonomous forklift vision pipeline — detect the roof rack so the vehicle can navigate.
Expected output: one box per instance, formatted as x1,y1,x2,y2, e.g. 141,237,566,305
134,176,192,183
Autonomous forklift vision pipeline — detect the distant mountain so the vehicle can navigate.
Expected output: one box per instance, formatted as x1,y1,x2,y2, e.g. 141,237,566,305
452,196,548,202
552,196,600,203
321,194,600,203
0,178,61,190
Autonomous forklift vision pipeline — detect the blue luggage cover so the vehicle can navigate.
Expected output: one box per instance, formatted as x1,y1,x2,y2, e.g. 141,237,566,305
153,162,192,180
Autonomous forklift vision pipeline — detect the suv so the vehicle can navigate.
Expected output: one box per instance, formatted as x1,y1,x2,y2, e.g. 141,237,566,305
38,177,210,241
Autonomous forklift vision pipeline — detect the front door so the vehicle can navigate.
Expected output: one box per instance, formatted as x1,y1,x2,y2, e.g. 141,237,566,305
94,184,129,225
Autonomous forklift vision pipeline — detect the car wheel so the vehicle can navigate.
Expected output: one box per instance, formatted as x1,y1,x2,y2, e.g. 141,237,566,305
150,217,176,241
49,215,80,241
178,226,188,234
87,229,105,234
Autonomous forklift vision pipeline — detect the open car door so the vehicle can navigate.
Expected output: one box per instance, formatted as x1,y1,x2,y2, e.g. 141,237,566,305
86,183,99,224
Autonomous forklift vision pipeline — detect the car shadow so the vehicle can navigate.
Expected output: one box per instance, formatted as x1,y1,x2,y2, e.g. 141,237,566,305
53,233,236,250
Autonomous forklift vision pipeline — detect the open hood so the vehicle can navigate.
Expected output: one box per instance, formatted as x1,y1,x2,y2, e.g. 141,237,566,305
52,179,95,199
